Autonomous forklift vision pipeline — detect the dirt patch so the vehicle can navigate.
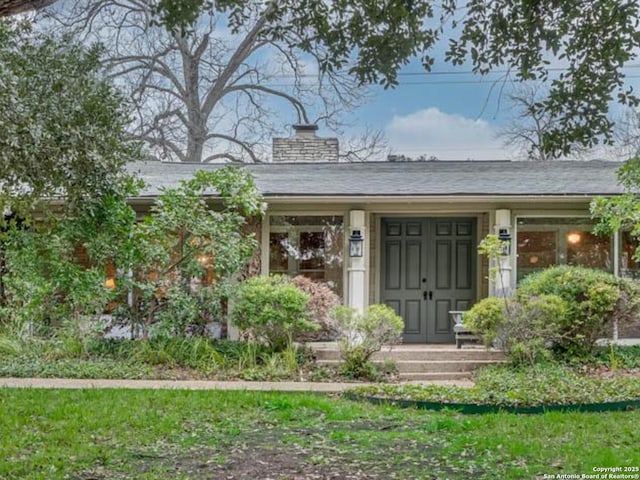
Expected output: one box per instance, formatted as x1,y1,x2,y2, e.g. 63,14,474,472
124,423,452,480
180,444,381,480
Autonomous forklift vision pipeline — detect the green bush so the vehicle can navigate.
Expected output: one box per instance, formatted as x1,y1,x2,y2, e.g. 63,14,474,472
230,275,314,351
498,295,568,365
463,297,506,346
517,266,640,354
332,304,404,380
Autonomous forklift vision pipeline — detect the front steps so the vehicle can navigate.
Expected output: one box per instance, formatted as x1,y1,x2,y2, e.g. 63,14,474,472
308,343,507,381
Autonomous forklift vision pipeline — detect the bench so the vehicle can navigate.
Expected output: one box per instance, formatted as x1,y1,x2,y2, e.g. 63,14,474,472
449,310,480,349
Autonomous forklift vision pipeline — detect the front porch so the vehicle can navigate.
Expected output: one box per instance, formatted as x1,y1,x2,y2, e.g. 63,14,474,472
308,342,506,381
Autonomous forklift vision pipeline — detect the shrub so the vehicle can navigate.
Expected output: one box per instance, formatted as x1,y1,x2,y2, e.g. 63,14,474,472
464,293,570,364
498,295,567,365
331,304,404,379
230,275,315,351
517,266,640,354
463,297,506,346
290,276,341,341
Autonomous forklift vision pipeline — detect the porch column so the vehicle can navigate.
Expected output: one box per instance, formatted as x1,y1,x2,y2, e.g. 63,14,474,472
348,209,367,313
494,209,514,297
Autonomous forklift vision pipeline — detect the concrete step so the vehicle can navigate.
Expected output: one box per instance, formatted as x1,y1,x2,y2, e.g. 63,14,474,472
394,360,505,373
312,349,505,362
398,372,473,381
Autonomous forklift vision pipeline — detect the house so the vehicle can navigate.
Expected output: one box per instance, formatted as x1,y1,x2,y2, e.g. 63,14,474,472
127,125,633,344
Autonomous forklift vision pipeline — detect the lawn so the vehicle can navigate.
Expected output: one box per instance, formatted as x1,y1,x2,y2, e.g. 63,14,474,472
1,388,638,479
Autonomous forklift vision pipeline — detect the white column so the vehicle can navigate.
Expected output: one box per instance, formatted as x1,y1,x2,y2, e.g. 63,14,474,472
348,209,367,313
494,209,514,298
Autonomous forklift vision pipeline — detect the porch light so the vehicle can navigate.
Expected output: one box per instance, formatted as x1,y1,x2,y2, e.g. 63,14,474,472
498,228,511,256
349,229,363,257
567,232,582,245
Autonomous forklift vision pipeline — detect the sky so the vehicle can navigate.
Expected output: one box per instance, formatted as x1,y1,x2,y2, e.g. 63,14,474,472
329,16,640,164
342,58,640,162
355,64,515,161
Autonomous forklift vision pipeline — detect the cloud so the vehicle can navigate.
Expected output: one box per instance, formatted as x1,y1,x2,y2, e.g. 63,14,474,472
385,107,511,160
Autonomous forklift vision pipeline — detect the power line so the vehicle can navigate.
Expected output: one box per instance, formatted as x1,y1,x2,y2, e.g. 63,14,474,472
262,75,640,88
264,64,640,80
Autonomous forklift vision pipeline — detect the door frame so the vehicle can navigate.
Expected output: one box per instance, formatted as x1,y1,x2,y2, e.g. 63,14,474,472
375,214,484,342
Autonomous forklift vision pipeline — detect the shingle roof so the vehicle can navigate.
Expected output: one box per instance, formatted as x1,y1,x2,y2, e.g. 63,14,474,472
126,160,624,197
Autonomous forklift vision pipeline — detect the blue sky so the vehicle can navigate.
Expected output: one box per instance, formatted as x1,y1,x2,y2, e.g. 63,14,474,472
354,62,513,160
344,57,640,161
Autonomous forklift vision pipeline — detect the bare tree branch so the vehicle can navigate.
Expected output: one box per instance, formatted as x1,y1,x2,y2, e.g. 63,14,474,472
43,0,373,163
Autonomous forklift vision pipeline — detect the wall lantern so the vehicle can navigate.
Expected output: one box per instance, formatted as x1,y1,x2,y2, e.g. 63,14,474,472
349,229,364,257
498,228,511,256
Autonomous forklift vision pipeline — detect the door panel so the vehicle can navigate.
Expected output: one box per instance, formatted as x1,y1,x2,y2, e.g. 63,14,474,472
404,300,422,334
381,218,476,343
384,241,401,290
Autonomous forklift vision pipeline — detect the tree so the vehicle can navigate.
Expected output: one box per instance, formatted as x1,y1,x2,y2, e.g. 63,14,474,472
499,84,586,161
0,166,265,337
152,0,640,159
46,1,372,163
23,0,640,158
0,19,141,217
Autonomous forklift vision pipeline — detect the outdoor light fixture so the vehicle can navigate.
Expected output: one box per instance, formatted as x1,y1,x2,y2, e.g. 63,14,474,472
498,228,511,256
349,229,363,257
567,232,582,245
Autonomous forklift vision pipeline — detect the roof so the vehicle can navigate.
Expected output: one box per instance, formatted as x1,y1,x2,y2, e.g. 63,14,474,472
126,160,625,198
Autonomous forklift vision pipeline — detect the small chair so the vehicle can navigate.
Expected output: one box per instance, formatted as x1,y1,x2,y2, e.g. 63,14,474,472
449,310,480,349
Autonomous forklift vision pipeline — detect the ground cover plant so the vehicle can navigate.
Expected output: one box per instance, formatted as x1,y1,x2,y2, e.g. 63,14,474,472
0,388,638,480
0,335,318,381
350,362,640,408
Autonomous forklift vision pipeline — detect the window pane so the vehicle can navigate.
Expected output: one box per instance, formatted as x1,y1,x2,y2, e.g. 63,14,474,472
268,215,344,297
567,231,611,270
516,217,612,282
270,215,344,227
299,231,325,270
269,232,289,273
621,231,640,279
516,231,557,281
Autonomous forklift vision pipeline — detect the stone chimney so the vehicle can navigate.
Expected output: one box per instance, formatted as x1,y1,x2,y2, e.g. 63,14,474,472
272,124,339,163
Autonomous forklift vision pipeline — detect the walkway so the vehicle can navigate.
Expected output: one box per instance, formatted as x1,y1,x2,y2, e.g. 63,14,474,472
0,377,474,391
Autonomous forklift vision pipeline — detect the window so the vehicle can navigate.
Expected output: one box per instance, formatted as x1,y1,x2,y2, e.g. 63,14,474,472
516,217,612,281
620,231,640,279
269,215,344,296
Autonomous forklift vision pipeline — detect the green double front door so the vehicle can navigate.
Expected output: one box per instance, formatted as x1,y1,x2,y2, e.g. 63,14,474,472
380,218,476,343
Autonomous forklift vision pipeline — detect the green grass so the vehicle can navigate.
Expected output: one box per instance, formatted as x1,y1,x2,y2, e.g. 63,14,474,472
0,388,639,479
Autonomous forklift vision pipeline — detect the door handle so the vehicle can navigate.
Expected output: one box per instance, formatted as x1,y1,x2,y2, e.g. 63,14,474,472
423,291,428,300
429,291,433,300
423,291,433,301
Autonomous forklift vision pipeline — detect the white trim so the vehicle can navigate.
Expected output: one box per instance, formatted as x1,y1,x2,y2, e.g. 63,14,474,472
614,229,620,277
260,195,608,205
